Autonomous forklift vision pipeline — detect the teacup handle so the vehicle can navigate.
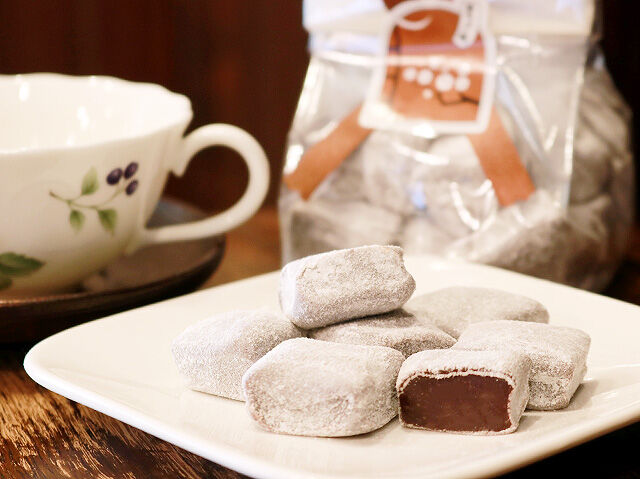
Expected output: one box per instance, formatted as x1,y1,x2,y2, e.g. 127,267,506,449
128,124,269,253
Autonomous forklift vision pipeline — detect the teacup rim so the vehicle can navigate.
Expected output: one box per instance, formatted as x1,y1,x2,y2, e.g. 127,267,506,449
0,72,193,156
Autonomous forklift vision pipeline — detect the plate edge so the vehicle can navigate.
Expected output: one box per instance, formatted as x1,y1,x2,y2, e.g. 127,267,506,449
23,344,640,479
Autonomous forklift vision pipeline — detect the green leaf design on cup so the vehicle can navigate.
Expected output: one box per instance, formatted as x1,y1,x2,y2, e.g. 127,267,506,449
98,209,117,235
50,164,139,235
81,167,99,195
69,210,85,233
0,253,44,276
0,252,45,290
0,276,12,291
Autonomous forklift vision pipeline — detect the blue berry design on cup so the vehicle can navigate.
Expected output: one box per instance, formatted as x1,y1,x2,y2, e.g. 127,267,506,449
126,180,139,196
124,162,138,179
106,168,123,185
50,162,140,235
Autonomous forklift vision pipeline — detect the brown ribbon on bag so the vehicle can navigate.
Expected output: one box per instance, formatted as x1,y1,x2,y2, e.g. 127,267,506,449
468,108,535,205
285,2,535,206
283,107,371,199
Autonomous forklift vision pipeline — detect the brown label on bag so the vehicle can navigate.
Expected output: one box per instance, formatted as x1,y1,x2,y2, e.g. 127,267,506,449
286,0,535,206
382,10,485,124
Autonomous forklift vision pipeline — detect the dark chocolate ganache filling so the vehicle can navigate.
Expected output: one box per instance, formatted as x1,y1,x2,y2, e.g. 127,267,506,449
399,373,513,432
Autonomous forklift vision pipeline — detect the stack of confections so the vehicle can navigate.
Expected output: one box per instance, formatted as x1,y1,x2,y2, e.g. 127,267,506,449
280,63,632,292
172,246,590,437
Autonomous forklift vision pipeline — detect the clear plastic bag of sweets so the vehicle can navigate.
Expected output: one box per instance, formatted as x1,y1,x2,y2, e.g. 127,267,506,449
279,0,633,291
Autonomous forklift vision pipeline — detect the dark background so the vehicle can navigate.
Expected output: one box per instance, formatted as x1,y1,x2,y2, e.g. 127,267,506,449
0,0,638,211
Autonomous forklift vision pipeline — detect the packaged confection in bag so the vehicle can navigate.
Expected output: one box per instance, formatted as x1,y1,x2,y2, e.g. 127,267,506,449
279,0,633,291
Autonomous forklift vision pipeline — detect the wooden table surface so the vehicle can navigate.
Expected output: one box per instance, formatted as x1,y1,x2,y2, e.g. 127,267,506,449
1,207,639,479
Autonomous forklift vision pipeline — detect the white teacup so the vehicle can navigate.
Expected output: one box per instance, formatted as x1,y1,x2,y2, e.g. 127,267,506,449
0,74,270,296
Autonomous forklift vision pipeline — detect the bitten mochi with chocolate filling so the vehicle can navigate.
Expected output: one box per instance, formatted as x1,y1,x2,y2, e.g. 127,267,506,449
310,309,455,357
242,338,405,437
405,286,549,339
171,310,303,401
454,321,591,410
279,245,416,329
397,349,531,435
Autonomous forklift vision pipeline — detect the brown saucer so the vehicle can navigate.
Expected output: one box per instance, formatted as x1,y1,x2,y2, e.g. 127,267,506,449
0,198,225,343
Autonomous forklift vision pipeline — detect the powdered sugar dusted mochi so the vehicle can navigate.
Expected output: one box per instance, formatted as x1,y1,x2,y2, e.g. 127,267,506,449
454,321,591,410
397,349,531,435
310,309,455,357
242,338,404,437
405,287,549,339
171,310,303,401
280,245,416,329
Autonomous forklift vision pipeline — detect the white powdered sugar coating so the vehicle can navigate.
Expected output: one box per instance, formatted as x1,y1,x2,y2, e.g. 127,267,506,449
454,320,591,410
171,310,303,401
242,338,405,437
310,309,455,357
396,349,531,435
279,245,416,329
405,286,549,339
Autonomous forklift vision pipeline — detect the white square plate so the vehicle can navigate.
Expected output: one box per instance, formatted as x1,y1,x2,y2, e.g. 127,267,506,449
25,256,640,479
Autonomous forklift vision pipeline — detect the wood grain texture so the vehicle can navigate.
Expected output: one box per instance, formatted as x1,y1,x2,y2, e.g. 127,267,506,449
0,208,638,478
0,345,245,479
